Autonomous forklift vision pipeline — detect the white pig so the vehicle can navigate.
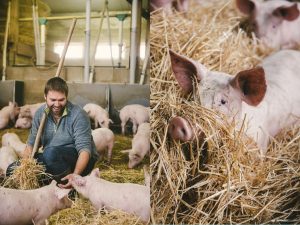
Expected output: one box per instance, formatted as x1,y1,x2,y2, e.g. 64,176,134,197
18,102,44,119
169,49,300,155
0,146,18,176
128,123,150,168
83,103,113,129
67,168,150,222
150,0,189,13
0,102,20,129
119,104,150,135
92,128,114,164
0,180,71,225
236,0,300,49
2,132,26,158
15,117,32,129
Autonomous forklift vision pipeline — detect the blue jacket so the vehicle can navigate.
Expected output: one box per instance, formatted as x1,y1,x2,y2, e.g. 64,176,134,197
27,101,99,160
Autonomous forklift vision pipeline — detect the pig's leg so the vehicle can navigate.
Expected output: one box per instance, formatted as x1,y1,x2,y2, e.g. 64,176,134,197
94,118,99,129
121,118,128,135
107,142,113,164
132,120,138,134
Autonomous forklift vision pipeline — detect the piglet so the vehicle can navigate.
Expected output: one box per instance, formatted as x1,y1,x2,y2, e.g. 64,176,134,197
119,104,150,135
127,123,150,168
83,103,113,129
92,128,114,164
0,146,18,176
169,49,300,156
15,117,32,129
2,132,26,158
18,102,44,119
0,102,20,129
67,168,150,222
0,180,71,225
236,0,300,49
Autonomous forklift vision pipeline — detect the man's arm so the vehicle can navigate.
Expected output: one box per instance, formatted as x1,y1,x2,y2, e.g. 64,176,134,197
59,150,90,188
23,145,33,158
73,150,90,175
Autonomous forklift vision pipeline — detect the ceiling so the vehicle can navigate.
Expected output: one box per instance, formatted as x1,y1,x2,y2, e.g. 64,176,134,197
42,0,149,14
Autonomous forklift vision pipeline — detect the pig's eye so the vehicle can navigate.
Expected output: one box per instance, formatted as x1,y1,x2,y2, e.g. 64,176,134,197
221,99,227,105
272,25,276,29
100,121,104,124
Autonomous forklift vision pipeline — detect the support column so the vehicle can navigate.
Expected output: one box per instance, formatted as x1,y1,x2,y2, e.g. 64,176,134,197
116,14,127,68
129,0,142,84
84,0,91,83
39,18,47,66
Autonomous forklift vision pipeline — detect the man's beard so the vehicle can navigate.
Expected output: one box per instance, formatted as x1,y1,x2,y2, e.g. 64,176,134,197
50,105,64,117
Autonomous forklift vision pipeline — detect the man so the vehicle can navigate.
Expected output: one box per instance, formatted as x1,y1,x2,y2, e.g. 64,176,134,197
7,77,98,188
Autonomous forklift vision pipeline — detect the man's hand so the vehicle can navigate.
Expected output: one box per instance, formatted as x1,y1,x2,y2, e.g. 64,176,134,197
23,145,33,158
58,174,73,189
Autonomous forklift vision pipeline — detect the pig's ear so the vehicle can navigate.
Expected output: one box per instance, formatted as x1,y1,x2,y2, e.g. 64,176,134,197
236,0,256,15
272,4,299,21
55,187,71,200
169,50,207,95
230,67,266,106
109,119,114,124
91,168,100,178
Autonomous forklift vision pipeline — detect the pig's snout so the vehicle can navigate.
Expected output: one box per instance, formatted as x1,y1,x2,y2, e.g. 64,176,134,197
168,117,194,142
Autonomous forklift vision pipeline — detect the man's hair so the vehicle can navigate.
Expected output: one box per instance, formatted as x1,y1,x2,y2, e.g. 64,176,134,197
44,77,68,97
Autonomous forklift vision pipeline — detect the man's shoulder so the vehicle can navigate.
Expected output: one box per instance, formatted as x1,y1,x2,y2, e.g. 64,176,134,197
67,101,86,117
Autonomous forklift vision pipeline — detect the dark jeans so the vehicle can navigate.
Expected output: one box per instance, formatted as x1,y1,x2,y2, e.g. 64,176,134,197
6,146,96,185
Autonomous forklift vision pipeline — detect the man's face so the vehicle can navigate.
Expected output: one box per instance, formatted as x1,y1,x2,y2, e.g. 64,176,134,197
45,90,67,116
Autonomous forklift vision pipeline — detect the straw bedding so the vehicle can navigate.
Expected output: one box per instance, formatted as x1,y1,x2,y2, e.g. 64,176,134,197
150,0,300,224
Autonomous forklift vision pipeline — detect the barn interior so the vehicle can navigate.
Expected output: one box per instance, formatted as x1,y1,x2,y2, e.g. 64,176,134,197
0,0,150,131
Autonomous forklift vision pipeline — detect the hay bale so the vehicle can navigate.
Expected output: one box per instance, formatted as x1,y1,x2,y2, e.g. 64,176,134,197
2,158,50,189
150,0,300,224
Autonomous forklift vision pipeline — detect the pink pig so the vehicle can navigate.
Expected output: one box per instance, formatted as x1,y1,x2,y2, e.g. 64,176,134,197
0,146,18,176
0,102,20,129
128,123,150,169
15,117,32,129
169,49,300,155
236,0,300,49
18,102,44,119
0,180,71,225
83,103,113,129
119,104,150,135
91,128,114,164
2,132,27,158
67,168,150,222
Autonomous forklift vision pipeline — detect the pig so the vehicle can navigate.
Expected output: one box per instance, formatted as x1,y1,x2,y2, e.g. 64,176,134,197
0,146,18,176
18,102,44,119
150,0,189,13
236,0,300,49
92,128,114,164
67,168,150,222
0,102,20,129
127,123,150,168
119,104,150,135
83,103,113,129
2,132,27,158
0,180,71,225
15,117,32,129
169,49,300,156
